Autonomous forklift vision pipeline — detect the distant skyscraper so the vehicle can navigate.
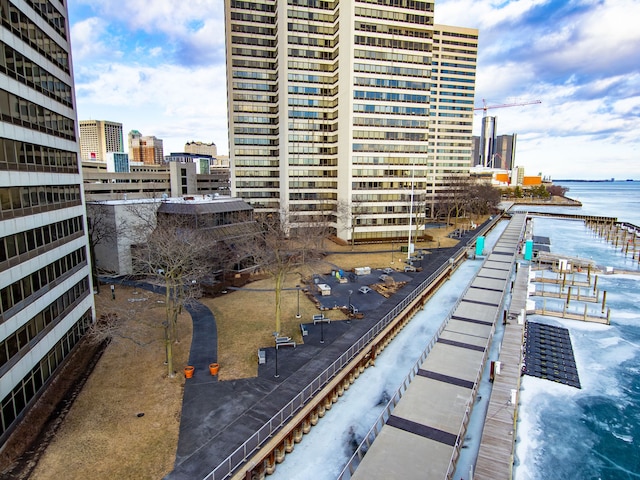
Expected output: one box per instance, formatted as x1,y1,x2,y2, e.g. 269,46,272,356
128,130,164,165
79,120,124,161
184,141,217,157
495,134,517,170
472,132,517,170
480,115,497,167
225,0,478,242
0,1,95,445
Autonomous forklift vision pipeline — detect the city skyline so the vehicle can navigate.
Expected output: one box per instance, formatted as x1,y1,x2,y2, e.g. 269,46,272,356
68,0,640,180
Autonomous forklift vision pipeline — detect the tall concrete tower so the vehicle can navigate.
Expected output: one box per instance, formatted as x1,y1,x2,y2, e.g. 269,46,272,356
225,0,477,242
0,1,95,445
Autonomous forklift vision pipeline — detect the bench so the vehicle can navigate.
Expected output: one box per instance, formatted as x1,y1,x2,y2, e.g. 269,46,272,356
313,314,330,325
300,324,308,336
275,336,296,349
258,349,266,364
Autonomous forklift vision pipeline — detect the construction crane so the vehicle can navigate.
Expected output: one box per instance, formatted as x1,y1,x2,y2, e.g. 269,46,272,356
474,98,542,117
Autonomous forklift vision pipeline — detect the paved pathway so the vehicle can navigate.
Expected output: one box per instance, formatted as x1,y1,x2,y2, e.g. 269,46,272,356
163,223,491,480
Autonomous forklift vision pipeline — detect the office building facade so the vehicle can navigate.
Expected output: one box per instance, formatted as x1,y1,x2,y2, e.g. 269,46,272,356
184,141,217,157
225,0,477,242
479,115,497,167
0,1,95,444
79,120,124,161
128,130,164,165
472,132,517,170
494,134,517,171
429,24,479,217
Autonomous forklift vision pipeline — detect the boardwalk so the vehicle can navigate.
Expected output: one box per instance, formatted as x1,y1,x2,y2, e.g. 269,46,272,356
347,214,527,480
474,262,528,480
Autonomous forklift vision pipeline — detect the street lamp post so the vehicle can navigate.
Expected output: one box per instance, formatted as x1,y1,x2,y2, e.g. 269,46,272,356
391,241,394,264
348,290,353,323
320,321,325,343
273,332,279,378
296,284,301,318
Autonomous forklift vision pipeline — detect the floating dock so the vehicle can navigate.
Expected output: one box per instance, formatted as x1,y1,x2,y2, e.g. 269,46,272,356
523,322,581,388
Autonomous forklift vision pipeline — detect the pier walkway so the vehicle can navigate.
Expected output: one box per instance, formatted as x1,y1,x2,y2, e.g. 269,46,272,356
346,214,527,479
474,257,529,479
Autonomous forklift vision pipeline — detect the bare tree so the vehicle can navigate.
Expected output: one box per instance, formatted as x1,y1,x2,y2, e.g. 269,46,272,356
435,175,473,226
547,184,569,197
236,209,325,336
337,199,369,249
130,212,217,377
294,203,336,256
86,202,122,293
467,181,501,222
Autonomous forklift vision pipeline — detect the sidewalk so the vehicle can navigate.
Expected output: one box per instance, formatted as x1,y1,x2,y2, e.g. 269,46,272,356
164,225,489,480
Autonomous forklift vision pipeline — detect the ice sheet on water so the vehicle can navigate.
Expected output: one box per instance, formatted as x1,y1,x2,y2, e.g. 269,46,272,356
516,210,640,479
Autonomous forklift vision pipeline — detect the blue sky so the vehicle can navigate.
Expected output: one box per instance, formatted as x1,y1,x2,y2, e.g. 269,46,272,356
68,0,640,180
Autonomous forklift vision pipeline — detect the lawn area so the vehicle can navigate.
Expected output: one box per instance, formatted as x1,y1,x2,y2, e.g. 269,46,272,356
27,287,192,480
11,224,466,479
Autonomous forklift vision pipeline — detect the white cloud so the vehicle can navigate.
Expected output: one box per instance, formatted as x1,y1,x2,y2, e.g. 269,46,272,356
74,61,228,154
68,0,640,178
531,0,640,75
70,17,119,62
75,0,225,46
435,0,550,29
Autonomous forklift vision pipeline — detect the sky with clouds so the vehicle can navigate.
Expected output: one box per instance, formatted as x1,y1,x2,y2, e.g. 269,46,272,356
68,0,640,180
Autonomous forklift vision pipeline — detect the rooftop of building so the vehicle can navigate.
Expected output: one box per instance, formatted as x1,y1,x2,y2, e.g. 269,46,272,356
88,194,244,208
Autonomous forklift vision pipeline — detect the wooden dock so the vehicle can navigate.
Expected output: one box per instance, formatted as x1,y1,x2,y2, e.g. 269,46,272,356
533,307,610,325
474,265,527,480
533,288,598,303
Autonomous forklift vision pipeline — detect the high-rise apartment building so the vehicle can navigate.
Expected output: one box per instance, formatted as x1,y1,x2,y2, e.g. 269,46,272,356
128,130,164,165
0,1,95,445
225,0,477,242
79,120,124,161
184,141,217,157
430,24,479,214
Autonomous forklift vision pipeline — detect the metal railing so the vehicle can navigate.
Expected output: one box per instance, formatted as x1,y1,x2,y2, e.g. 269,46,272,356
339,215,521,480
203,217,502,480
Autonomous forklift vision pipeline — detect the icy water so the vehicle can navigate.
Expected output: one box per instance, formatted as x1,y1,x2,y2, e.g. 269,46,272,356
513,181,640,480
270,181,640,480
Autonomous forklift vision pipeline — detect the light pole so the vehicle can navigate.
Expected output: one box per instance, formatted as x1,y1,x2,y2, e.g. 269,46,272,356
348,290,353,324
320,321,325,344
296,284,301,318
273,332,279,378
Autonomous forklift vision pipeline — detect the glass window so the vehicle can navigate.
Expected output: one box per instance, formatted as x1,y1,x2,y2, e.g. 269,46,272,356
16,232,26,254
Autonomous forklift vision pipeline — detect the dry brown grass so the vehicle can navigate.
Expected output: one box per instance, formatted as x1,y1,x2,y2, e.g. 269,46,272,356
28,286,192,480
205,274,339,380
20,223,466,479
209,230,461,380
